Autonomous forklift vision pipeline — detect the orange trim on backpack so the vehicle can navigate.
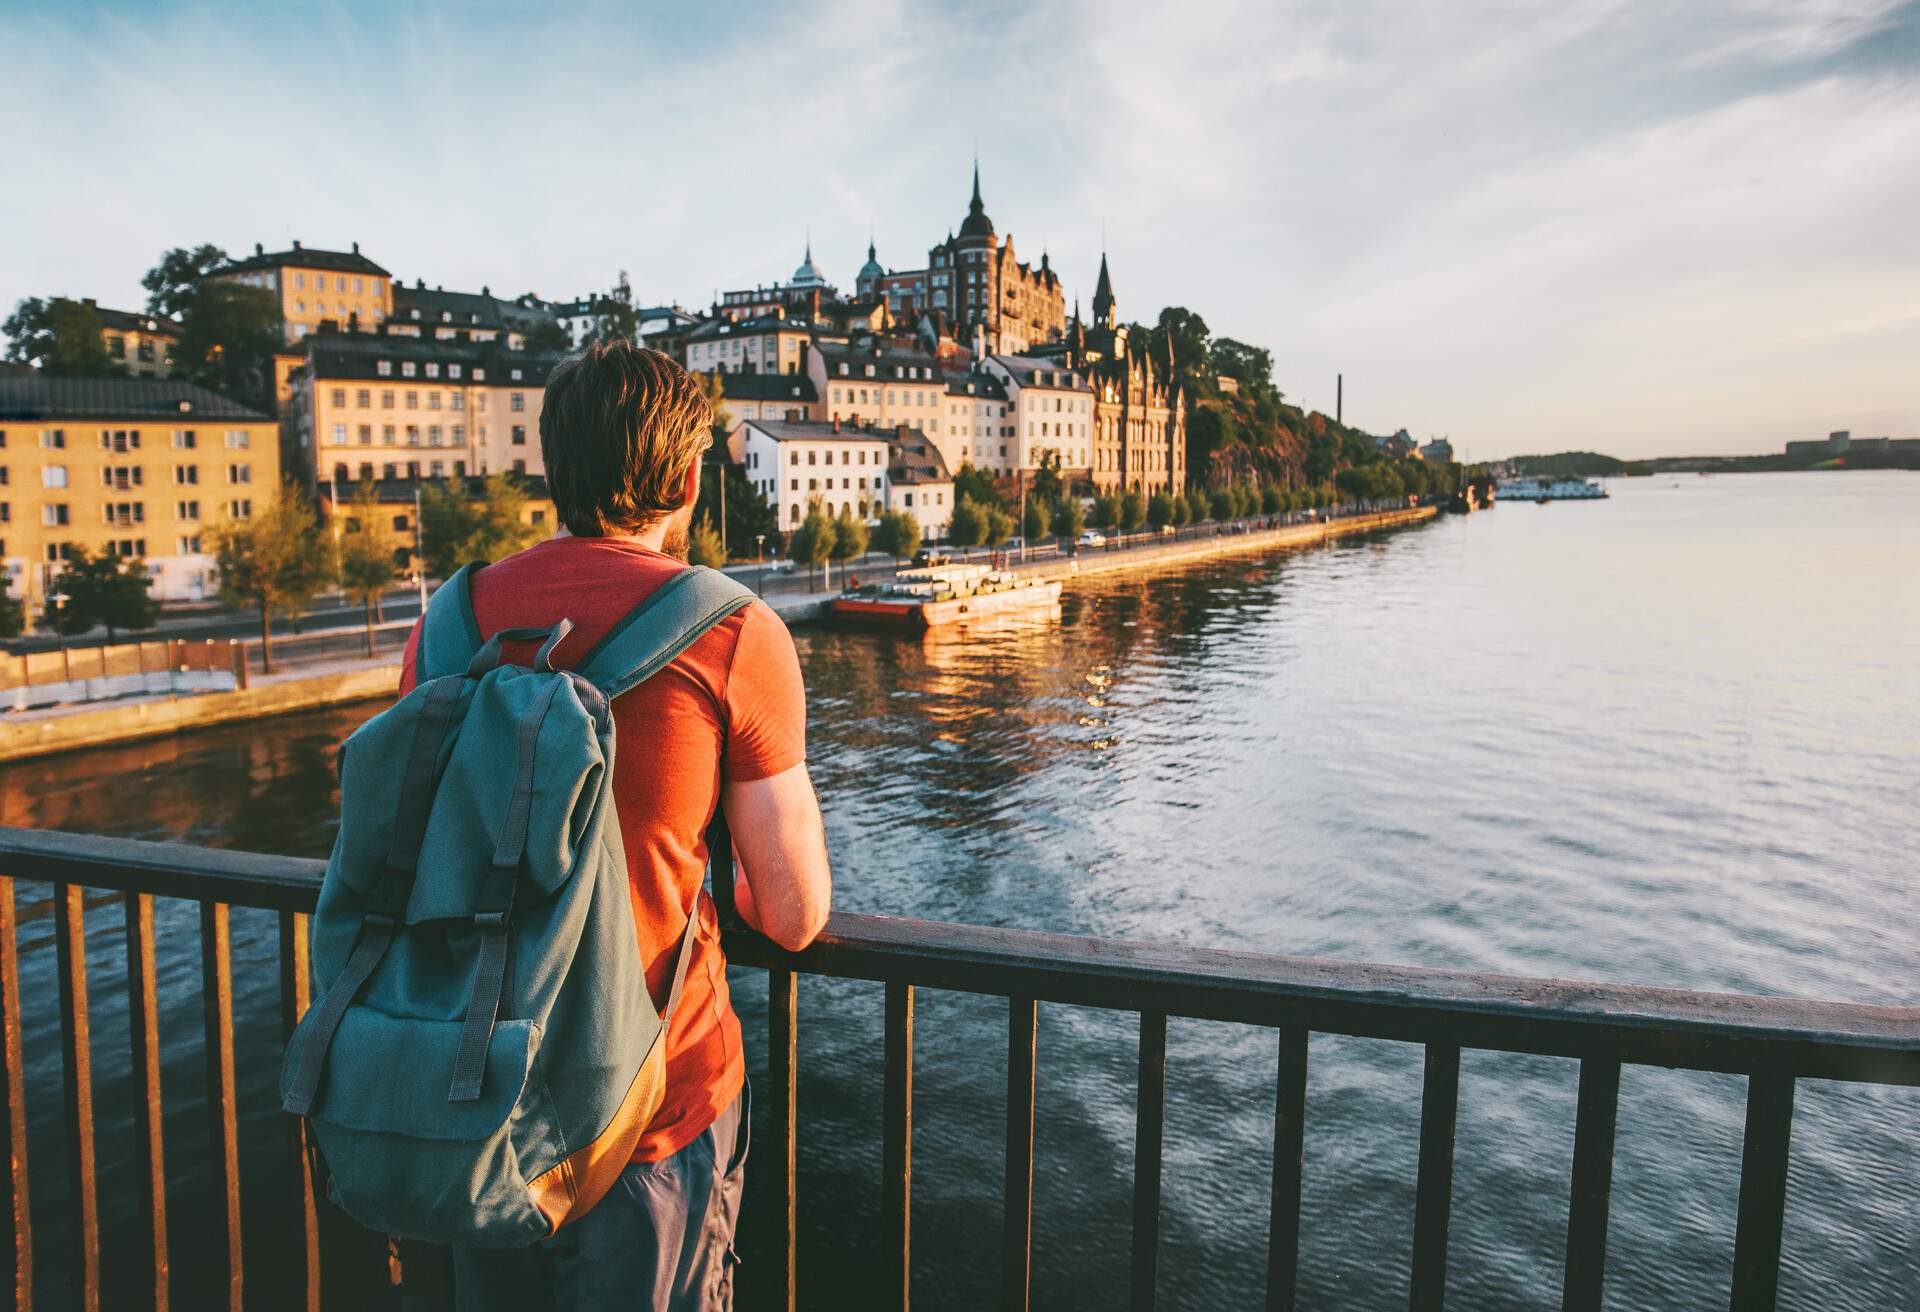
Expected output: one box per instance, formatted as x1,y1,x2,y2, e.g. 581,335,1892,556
528,1039,670,1232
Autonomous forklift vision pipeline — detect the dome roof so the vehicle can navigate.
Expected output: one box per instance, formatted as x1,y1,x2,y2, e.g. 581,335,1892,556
958,162,994,241
790,238,827,289
857,239,884,281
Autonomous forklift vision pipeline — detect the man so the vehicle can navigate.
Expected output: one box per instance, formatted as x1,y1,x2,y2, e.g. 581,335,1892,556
399,340,832,1311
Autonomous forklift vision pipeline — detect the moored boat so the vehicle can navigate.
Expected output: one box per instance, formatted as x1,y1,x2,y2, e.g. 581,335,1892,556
1493,477,1609,501
829,563,1064,628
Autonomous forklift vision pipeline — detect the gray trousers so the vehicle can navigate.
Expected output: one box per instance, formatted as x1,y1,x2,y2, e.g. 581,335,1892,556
454,1084,749,1312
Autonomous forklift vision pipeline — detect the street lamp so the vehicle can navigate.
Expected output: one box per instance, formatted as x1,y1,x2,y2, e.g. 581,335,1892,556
755,534,766,598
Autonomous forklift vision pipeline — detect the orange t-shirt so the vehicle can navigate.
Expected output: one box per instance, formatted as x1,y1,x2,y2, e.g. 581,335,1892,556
399,535,806,1162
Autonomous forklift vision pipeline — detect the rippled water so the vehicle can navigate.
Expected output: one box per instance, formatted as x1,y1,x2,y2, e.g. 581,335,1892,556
3,471,1915,1309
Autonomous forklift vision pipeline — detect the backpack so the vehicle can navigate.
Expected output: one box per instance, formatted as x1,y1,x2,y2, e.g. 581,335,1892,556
280,560,756,1248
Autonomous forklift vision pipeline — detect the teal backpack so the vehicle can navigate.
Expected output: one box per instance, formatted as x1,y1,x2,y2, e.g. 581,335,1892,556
281,560,755,1247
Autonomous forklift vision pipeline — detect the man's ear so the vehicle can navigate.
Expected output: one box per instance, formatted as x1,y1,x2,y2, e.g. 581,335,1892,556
681,455,704,510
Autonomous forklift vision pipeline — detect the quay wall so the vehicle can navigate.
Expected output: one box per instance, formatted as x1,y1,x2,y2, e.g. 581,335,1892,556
0,506,1435,760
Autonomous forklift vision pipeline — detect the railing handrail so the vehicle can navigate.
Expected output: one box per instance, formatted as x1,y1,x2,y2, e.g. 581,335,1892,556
4,826,1912,1084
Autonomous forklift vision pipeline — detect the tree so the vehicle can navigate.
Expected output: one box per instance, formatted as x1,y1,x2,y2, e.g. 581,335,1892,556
142,244,229,319
873,509,920,561
1150,307,1212,387
982,504,1016,547
947,495,986,548
2,297,119,376
1029,448,1064,507
587,271,641,343
523,318,572,354
207,481,335,673
1089,493,1120,530
1051,495,1085,540
1210,338,1277,402
1022,496,1050,541
337,481,399,656
0,591,22,641
1262,485,1285,514
1170,490,1191,527
1147,492,1176,529
831,507,869,575
1120,489,1147,533
55,549,160,642
1185,490,1210,524
952,463,1001,510
787,501,837,590
688,515,728,568
694,458,778,559
172,281,281,406
418,473,542,579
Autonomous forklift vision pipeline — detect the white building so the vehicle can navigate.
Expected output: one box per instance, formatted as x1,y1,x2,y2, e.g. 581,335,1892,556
940,370,1014,475
981,354,1094,478
685,314,824,376
887,429,955,541
732,418,891,530
809,341,948,440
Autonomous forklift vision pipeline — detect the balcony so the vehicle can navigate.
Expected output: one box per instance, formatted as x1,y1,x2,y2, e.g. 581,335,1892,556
0,827,1913,1311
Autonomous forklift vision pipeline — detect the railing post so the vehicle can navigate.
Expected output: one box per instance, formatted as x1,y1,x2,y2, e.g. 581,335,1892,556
54,884,100,1310
769,967,798,1312
1002,997,1037,1312
1408,1043,1460,1312
279,911,321,1312
1267,1027,1308,1311
0,879,31,1311
200,901,243,1311
125,893,170,1311
1729,1072,1796,1312
230,641,248,691
883,981,914,1312
1561,1058,1620,1311
1131,1010,1168,1312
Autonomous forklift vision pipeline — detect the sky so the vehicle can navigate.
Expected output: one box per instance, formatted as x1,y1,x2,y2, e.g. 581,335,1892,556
4,0,1917,460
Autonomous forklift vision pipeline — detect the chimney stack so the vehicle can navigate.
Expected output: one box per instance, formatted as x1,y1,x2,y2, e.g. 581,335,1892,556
832,417,841,434
1336,373,1343,426
292,239,302,251
352,241,360,254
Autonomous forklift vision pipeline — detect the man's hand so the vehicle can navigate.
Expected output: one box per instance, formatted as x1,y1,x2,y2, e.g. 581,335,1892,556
723,761,831,952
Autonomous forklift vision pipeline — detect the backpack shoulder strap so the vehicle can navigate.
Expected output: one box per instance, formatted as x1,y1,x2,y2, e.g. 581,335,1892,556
416,561,488,680
574,566,757,700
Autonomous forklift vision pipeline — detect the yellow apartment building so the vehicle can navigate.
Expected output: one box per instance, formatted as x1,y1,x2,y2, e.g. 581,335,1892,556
291,330,563,490
0,376,281,606
91,303,181,377
214,241,394,343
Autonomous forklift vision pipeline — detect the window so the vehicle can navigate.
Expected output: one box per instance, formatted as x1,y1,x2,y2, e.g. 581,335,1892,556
230,499,252,518
174,466,198,485
531,510,546,527
449,364,463,380
331,388,347,407
358,424,372,445
42,465,68,489
177,500,200,520
356,389,371,407
510,393,525,412
430,461,445,477
294,272,306,289
790,451,798,465
43,504,69,526
428,392,441,410
178,535,202,554
228,463,251,484
790,479,799,491
102,429,140,451
473,368,486,382
401,362,416,378
425,363,440,378
406,426,420,446
511,425,526,446
382,389,395,409
452,425,465,444
511,459,526,474
330,424,348,445
406,391,419,410
450,392,464,411
382,424,396,445
510,369,523,381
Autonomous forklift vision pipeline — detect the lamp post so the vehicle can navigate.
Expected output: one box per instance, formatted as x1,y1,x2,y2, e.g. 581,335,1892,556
755,534,766,597
412,483,428,612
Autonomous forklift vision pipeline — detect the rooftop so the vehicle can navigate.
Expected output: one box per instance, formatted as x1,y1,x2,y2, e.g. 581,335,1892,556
392,283,558,334
0,375,269,423
888,429,954,485
88,304,182,338
719,373,819,402
219,241,391,278
990,354,1090,391
740,417,889,445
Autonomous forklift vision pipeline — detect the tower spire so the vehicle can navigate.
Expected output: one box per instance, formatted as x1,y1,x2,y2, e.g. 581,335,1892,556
1092,250,1115,329
971,157,981,206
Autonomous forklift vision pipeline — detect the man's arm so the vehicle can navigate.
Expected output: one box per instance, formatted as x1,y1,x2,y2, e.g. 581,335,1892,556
724,761,831,952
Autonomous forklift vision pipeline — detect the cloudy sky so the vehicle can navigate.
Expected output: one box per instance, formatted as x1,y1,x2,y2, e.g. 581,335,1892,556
5,0,1916,458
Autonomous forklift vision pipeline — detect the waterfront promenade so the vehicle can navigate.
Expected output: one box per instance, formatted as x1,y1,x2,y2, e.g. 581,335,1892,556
0,505,1433,763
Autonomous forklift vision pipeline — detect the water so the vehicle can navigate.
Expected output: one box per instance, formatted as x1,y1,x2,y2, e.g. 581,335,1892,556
3,471,1915,1309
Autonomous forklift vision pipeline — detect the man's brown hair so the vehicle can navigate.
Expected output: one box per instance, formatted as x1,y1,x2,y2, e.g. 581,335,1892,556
539,340,712,536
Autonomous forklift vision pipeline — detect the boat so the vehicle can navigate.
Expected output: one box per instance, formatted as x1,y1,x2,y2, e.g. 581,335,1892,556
1493,477,1609,502
828,563,1064,628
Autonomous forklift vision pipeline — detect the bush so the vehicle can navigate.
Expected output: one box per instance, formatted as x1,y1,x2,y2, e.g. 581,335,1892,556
1120,490,1147,533
1023,497,1050,541
1147,492,1175,529
689,515,727,568
1051,495,1085,539
948,495,986,547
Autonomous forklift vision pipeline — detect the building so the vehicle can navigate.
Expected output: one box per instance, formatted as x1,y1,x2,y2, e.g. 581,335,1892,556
808,341,948,437
714,373,823,427
731,417,891,529
92,303,180,377
549,298,699,348
0,376,281,604
1420,437,1454,462
1374,429,1416,459
887,428,955,541
389,282,560,347
290,329,566,490
684,313,830,377
213,241,394,342
715,241,839,323
920,165,1064,356
316,474,555,575
1039,254,1185,495
982,355,1095,481
939,370,1014,476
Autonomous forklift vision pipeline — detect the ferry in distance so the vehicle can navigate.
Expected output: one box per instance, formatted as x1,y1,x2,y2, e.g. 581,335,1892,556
1494,477,1610,502
830,563,1063,628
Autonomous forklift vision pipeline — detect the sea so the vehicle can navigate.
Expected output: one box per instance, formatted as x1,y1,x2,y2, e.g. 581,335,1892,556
2,469,1914,1309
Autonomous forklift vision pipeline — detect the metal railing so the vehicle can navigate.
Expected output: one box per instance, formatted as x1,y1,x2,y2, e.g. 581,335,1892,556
0,827,1914,1311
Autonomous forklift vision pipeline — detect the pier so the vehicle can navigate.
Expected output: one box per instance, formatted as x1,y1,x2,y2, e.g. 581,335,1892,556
0,826,1913,1310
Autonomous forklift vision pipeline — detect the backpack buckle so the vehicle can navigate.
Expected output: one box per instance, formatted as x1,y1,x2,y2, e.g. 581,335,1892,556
473,911,509,931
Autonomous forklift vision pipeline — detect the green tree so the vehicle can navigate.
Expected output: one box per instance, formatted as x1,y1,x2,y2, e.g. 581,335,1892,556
1147,492,1176,529
873,509,920,561
2,297,120,376
337,481,399,656
1119,490,1147,533
523,318,572,353
0,591,22,641
688,515,728,568
1209,487,1234,521
982,503,1016,547
1022,496,1050,541
55,549,160,642
207,481,335,673
1262,485,1285,514
418,473,541,579
947,495,985,548
787,500,837,590
952,463,1001,510
831,506,869,568
172,281,281,406
586,271,641,343
1089,493,1120,530
1051,495,1085,540
1029,449,1063,507
694,458,779,560
141,244,229,319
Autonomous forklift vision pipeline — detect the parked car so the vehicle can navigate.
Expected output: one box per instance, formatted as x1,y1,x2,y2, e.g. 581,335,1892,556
911,549,952,568
1077,531,1107,547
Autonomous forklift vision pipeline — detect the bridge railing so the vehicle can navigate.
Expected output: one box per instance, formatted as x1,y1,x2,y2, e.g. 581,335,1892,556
0,827,1914,1312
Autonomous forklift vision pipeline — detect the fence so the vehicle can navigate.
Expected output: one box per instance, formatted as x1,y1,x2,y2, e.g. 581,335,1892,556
0,827,1913,1311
